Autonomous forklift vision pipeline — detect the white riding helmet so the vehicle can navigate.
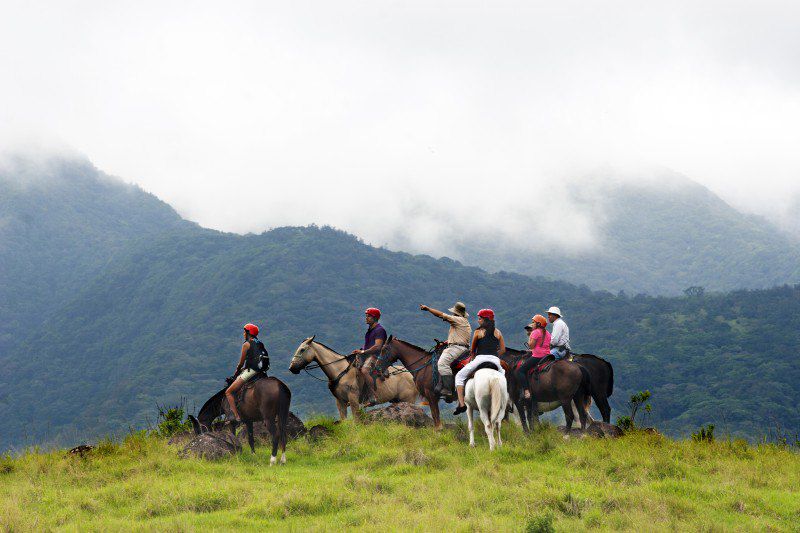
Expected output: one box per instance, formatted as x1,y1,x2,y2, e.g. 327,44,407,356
547,306,562,317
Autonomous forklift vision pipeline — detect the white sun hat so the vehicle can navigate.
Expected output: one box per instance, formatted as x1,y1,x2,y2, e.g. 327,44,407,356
547,306,562,317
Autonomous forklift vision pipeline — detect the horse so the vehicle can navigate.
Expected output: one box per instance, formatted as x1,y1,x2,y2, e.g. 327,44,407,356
465,368,509,450
572,353,614,423
188,375,291,465
513,356,591,431
288,336,418,420
375,336,445,429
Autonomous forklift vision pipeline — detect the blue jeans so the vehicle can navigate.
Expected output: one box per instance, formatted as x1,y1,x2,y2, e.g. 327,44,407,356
550,347,568,360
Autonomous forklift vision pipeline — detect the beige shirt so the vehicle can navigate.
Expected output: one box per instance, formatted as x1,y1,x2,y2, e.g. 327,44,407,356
442,314,472,345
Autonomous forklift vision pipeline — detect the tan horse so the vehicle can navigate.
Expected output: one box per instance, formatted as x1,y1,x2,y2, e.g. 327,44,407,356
288,337,418,420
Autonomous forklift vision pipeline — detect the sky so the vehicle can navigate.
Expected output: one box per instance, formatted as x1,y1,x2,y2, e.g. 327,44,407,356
2,1,799,254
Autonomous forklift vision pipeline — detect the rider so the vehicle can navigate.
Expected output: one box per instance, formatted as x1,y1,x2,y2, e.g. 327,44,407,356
515,314,551,399
453,308,506,415
420,301,472,401
548,306,571,360
225,323,269,423
351,307,387,406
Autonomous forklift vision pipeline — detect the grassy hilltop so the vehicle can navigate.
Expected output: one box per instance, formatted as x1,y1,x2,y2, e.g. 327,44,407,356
1,421,798,531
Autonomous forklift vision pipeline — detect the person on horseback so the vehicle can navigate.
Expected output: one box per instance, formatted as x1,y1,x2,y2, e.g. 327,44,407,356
548,306,571,360
225,323,270,423
350,307,387,406
515,314,552,400
420,301,471,401
453,308,506,415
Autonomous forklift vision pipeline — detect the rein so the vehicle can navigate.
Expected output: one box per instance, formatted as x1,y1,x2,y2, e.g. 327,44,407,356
377,343,436,376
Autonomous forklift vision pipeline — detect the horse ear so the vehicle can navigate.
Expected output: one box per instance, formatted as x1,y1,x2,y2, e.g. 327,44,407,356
309,335,316,343
387,334,393,342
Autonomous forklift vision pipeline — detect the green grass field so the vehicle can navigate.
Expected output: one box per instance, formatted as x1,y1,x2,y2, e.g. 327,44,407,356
1,420,798,532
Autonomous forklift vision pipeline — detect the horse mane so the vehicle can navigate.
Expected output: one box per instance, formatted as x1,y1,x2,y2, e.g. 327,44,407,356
311,340,345,355
393,338,430,353
574,352,611,365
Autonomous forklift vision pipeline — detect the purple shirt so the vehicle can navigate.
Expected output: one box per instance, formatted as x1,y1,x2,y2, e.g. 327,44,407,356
364,323,387,351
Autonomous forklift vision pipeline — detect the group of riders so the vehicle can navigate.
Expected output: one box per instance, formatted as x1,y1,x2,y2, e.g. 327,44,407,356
224,302,571,422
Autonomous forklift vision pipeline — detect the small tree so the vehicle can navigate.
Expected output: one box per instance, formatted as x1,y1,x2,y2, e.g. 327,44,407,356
691,424,715,443
154,399,192,438
616,390,652,431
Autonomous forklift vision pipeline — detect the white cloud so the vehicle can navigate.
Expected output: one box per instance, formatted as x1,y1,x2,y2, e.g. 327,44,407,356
1,0,799,255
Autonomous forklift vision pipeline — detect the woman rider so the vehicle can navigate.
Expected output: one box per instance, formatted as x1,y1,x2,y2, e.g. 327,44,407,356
225,323,264,423
515,314,551,400
453,308,506,415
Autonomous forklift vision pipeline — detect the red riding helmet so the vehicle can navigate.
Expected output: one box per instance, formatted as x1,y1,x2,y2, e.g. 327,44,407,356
365,308,381,319
477,309,495,320
243,323,259,336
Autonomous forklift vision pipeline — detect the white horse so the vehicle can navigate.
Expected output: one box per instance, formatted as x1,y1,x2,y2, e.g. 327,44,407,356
465,369,509,451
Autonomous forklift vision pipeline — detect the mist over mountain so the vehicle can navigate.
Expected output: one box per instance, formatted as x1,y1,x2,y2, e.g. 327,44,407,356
0,154,202,354
1,155,799,451
450,170,800,295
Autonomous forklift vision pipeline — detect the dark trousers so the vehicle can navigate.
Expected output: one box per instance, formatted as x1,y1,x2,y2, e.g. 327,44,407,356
516,356,545,391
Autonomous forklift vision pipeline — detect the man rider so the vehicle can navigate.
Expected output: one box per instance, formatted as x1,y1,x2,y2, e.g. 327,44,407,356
225,323,270,423
351,307,387,406
547,306,571,360
420,301,471,401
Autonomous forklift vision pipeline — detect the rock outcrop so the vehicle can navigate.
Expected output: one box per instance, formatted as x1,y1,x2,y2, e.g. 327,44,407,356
179,431,241,460
366,402,433,427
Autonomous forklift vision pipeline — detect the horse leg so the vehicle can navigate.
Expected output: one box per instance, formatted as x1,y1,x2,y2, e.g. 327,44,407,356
245,421,255,454
335,397,348,420
466,405,475,447
596,395,612,424
562,400,575,432
267,418,279,465
427,391,442,430
515,397,530,433
348,391,364,422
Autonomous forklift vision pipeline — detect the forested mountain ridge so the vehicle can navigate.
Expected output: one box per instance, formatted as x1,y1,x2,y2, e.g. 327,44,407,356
2,157,799,451
456,172,800,295
0,155,202,354
2,225,799,450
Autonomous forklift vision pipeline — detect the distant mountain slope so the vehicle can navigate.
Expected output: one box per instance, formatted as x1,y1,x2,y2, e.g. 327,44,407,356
456,172,800,295
0,155,202,353
2,225,798,450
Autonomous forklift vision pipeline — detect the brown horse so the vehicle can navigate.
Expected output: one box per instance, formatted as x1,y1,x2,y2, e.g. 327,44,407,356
375,336,445,429
288,337,418,420
188,375,291,465
516,357,591,431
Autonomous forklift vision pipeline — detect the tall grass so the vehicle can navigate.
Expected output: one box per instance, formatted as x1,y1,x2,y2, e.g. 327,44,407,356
1,421,798,531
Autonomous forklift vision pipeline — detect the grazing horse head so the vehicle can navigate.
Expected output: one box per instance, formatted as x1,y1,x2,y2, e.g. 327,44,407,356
289,336,316,374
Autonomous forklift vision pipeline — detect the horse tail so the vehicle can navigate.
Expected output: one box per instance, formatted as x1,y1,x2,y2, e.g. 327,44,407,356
489,374,506,425
277,380,292,449
579,365,592,399
606,361,614,397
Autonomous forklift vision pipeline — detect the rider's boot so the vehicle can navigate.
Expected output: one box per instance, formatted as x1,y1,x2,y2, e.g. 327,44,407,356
440,375,456,403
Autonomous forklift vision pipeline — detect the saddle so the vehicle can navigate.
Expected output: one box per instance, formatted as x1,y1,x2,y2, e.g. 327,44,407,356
450,351,472,373
235,372,268,403
516,355,557,377
463,361,503,385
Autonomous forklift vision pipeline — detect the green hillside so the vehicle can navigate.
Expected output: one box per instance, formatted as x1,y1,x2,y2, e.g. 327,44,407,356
2,225,799,450
0,155,201,354
1,422,798,531
457,172,800,295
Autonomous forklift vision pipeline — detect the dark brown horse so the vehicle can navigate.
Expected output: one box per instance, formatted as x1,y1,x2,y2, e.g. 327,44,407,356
572,353,614,423
514,357,591,432
189,375,292,465
376,336,444,429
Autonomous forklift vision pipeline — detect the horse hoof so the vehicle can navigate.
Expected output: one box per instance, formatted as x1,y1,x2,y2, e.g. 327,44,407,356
469,442,476,448
270,456,277,466
280,453,286,465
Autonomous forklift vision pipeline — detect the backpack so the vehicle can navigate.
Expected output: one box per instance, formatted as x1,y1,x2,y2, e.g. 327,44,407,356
246,339,270,372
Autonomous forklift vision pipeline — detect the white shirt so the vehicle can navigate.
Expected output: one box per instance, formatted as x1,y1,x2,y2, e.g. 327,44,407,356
550,318,571,350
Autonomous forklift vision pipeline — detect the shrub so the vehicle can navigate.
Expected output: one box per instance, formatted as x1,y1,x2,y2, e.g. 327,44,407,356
525,513,555,533
154,401,192,438
616,390,652,430
691,424,715,443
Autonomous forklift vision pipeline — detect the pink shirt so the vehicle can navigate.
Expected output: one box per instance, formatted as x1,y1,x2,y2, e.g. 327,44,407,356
528,328,551,358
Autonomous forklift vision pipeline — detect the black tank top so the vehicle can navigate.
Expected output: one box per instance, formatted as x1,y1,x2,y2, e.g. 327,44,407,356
244,339,264,370
475,328,500,356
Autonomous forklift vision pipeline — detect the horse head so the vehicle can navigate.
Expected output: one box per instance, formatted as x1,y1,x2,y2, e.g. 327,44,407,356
375,335,399,373
289,336,316,374
432,338,448,354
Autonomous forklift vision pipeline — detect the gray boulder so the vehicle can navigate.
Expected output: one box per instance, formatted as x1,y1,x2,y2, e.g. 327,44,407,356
251,411,307,442
366,402,433,427
179,431,241,460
